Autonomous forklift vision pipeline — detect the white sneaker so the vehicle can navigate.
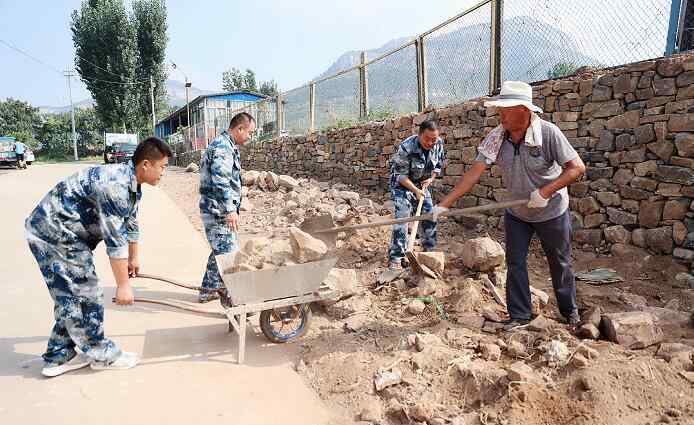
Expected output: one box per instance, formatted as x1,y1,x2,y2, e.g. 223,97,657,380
41,354,90,378
90,351,139,371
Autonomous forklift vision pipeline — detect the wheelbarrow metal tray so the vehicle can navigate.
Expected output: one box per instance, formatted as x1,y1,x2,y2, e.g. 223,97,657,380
220,257,338,305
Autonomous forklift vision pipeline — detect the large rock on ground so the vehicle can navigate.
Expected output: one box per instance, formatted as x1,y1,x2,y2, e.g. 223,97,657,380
242,170,260,185
278,174,299,190
417,252,445,275
601,311,664,349
462,237,505,271
324,294,372,319
288,227,328,263
322,268,358,298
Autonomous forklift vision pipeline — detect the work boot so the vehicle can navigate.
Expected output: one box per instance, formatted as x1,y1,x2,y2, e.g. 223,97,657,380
566,310,581,326
90,352,139,371
41,353,90,378
502,318,530,332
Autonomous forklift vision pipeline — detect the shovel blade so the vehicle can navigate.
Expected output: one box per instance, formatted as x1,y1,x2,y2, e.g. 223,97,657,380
300,214,338,251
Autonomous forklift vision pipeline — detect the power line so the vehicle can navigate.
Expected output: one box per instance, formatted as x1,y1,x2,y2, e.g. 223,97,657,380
0,38,63,75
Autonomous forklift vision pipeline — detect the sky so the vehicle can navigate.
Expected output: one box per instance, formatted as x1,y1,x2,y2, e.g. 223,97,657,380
0,0,674,108
0,0,475,107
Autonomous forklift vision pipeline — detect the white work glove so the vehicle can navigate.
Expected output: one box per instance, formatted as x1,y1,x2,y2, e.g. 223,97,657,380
432,205,449,221
528,189,549,208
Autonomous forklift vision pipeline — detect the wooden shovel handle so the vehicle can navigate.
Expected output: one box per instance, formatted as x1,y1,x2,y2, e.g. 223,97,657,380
407,194,425,252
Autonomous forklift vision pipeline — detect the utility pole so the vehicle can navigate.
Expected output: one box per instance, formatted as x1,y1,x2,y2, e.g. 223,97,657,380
150,76,156,131
64,70,78,161
185,79,191,127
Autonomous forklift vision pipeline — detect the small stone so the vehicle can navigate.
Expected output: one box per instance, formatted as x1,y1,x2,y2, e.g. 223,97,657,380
185,162,199,173
480,343,502,361
408,299,426,315
576,324,601,340
583,306,603,327
374,368,402,391
508,341,528,358
576,343,600,359
543,340,570,363
506,361,541,384
571,353,590,368
415,333,443,352
527,315,559,332
416,251,445,275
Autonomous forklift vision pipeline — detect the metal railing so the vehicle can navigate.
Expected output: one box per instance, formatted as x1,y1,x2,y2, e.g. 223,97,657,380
184,0,674,146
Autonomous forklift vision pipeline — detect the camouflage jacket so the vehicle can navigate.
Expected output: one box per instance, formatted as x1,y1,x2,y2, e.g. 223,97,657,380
25,162,141,259
199,131,242,218
389,134,446,189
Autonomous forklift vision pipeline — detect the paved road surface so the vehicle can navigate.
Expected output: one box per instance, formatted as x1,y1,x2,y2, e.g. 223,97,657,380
0,163,338,425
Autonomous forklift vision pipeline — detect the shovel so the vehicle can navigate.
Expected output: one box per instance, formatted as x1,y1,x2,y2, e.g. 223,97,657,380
300,198,529,250
405,189,429,277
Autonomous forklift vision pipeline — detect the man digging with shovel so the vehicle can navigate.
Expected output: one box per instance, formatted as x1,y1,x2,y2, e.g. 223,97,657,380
432,81,585,330
387,120,446,271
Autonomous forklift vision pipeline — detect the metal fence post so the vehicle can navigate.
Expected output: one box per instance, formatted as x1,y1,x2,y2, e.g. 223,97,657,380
275,94,283,137
309,82,316,133
666,0,684,55
415,36,428,112
359,51,369,119
489,0,503,94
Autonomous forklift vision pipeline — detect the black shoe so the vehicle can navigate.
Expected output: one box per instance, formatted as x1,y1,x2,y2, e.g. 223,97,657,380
566,310,581,326
503,318,530,331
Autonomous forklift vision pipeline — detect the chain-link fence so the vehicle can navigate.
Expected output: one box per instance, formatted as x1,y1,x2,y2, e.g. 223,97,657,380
367,43,419,117
424,1,492,108
502,0,672,83
176,0,681,149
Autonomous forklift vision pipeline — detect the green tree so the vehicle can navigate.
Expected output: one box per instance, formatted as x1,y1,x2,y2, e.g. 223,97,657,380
71,0,168,134
259,79,279,97
547,62,579,80
0,98,41,148
132,0,168,130
223,67,257,92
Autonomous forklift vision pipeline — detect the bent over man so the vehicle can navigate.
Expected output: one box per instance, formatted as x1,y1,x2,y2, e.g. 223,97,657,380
26,137,171,377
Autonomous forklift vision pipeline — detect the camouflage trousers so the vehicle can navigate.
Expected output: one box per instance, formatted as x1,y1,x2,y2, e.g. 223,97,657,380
388,187,437,263
26,231,121,366
200,215,239,301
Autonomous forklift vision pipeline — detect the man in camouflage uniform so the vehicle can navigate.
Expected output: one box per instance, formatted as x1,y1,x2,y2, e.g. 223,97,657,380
25,137,172,377
198,112,256,302
388,120,446,269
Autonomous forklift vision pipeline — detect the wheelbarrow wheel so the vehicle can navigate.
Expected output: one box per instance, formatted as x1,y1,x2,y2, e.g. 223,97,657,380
259,304,312,344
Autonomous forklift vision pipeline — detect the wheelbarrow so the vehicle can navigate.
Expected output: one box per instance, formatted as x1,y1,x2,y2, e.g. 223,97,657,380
125,256,338,364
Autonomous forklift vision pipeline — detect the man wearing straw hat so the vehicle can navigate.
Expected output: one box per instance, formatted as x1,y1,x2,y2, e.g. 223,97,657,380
433,81,586,330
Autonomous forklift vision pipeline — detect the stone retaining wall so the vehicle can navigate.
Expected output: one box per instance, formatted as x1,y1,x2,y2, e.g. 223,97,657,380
196,53,694,269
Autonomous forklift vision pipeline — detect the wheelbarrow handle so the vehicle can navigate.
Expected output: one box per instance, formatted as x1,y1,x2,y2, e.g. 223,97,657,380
134,273,203,292
111,296,227,319
312,198,529,234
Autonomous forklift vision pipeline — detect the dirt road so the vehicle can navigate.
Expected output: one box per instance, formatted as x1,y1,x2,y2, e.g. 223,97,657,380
0,163,338,425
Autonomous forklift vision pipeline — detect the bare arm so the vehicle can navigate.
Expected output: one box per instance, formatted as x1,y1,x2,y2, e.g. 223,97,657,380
128,242,139,277
110,258,134,305
438,161,487,208
539,157,586,199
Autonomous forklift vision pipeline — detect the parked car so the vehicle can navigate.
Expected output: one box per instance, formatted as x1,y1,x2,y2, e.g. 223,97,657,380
0,136,26,169
112,142,137,163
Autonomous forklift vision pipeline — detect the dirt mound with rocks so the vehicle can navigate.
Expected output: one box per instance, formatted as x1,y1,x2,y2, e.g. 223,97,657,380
159,167,694,425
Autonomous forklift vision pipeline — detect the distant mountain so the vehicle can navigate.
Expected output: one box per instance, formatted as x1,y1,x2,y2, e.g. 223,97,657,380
165,79,216,107
38,79,215,114
284,16,602,131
